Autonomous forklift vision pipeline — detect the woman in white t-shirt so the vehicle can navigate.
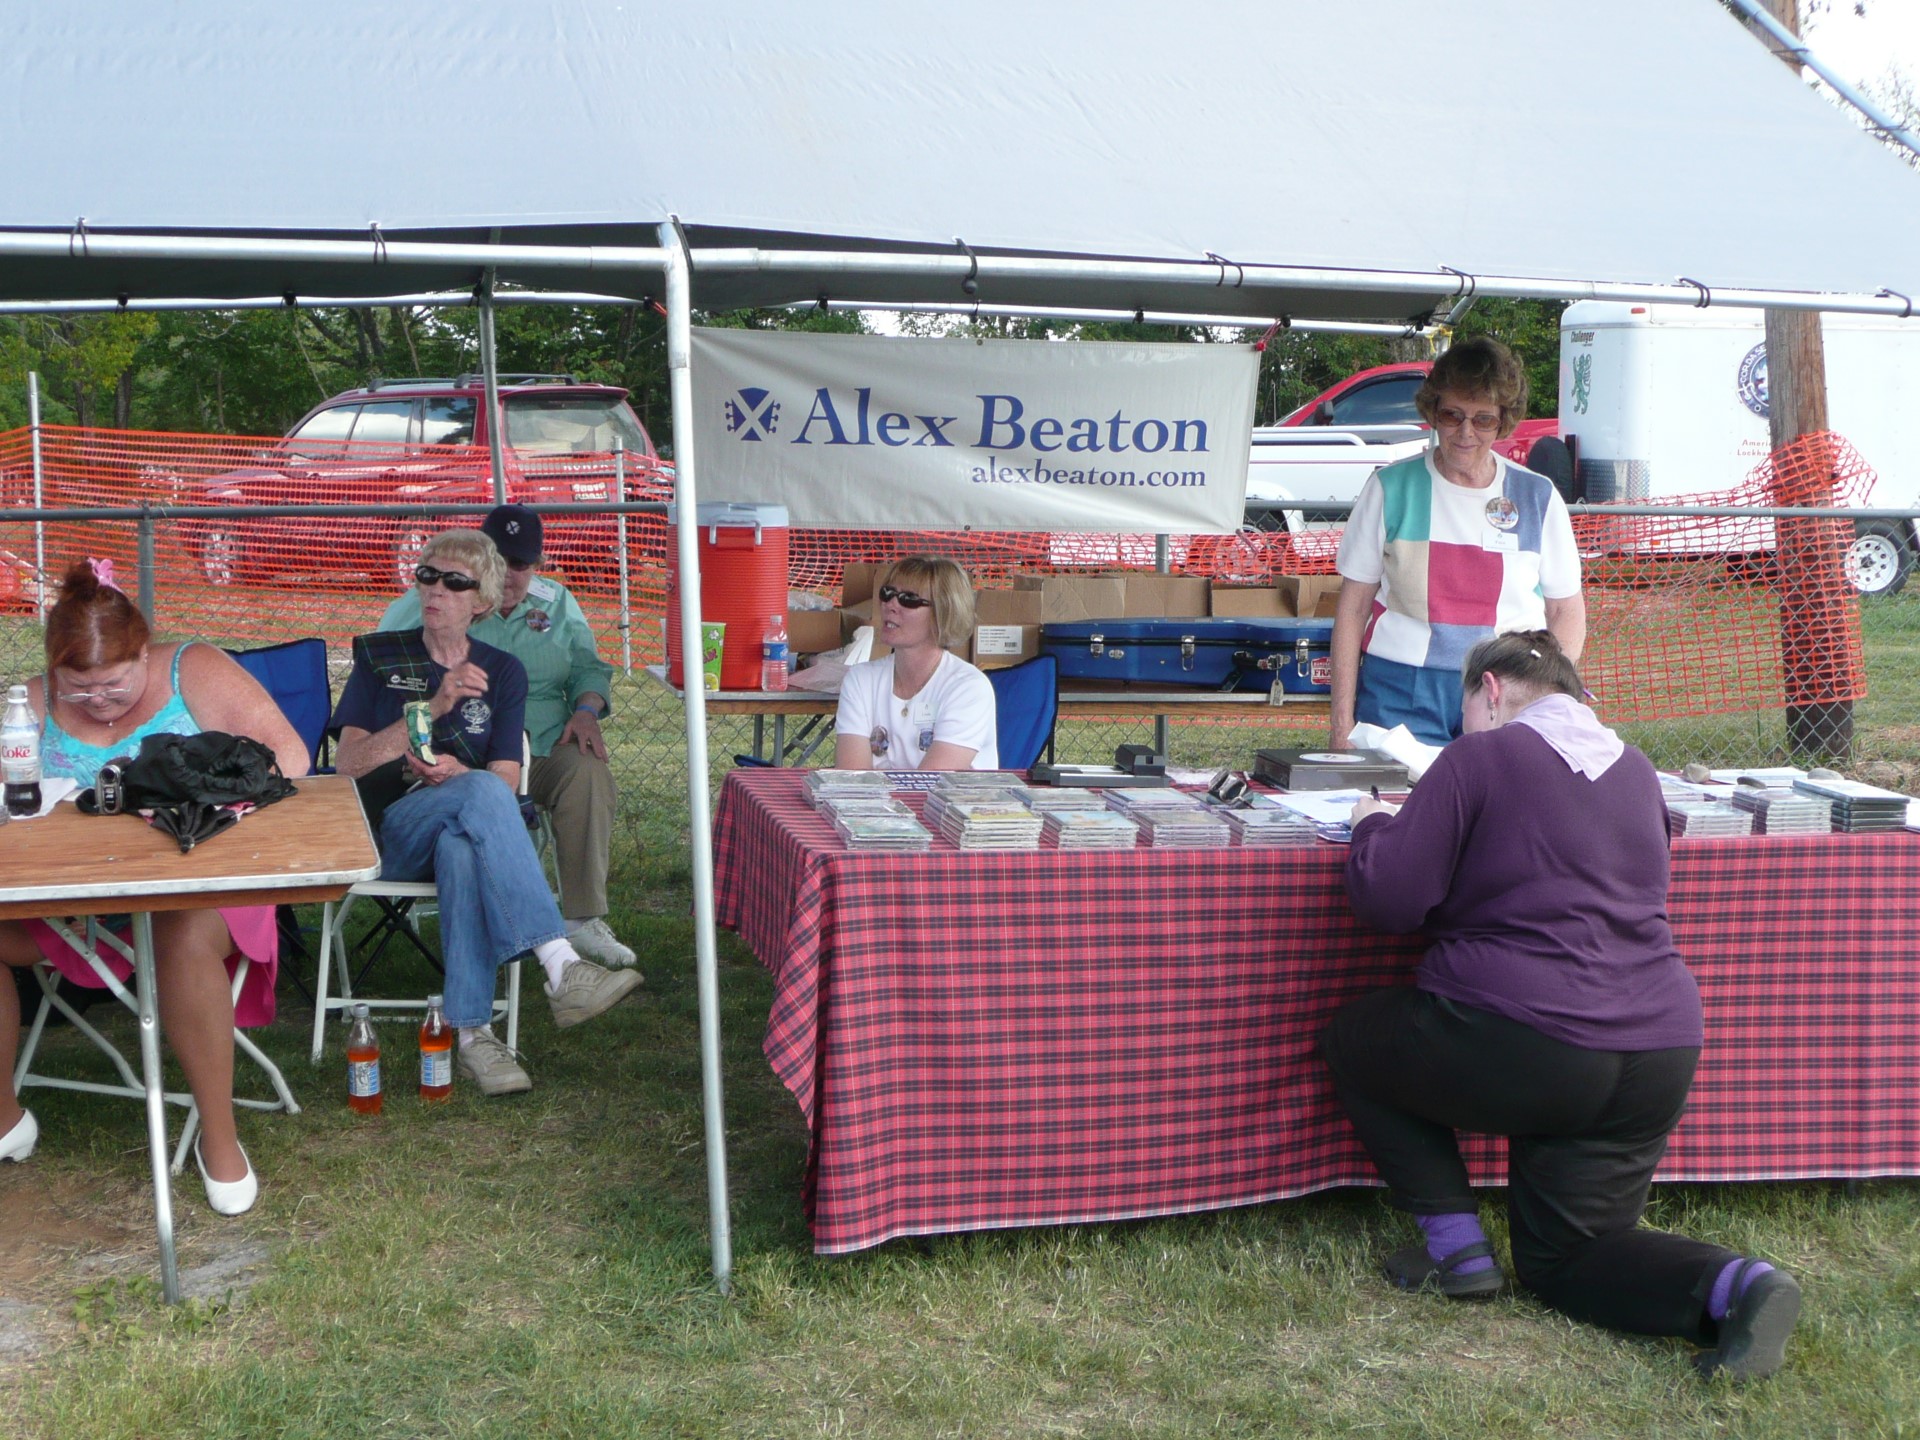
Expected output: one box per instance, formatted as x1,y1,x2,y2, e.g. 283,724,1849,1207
835,555,999,771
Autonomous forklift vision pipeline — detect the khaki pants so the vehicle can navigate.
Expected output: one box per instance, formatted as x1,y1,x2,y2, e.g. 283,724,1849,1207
527,742,616,920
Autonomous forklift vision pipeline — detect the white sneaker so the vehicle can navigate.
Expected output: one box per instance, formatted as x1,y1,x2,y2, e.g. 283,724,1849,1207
0,1109,37,1163
566,917,639,970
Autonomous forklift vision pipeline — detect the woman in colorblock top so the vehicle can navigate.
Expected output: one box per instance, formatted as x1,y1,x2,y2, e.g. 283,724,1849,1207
1329,337,1586,747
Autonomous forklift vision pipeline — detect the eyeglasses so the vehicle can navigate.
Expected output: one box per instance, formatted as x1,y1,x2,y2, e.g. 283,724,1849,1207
1207,769,1255,808
877,584,932,609
56,681,138,705
1435,405,1501,435
504,557,540,573
415,564,480,593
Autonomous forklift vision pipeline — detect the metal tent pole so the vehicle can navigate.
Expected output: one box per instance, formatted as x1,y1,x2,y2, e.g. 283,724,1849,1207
660,218,734,1295
476,269,508,506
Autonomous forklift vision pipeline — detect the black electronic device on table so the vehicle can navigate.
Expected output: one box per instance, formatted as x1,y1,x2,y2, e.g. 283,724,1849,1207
1254,748,1410,792
1028,762,1169,789
1113,742,1168,776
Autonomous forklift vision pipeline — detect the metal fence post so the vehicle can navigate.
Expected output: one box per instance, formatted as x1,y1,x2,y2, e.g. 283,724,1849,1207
137,508,156,620
615,439,633,674
28,372,45,618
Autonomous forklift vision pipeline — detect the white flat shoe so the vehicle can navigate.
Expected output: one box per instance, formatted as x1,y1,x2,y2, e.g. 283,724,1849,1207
194,1136,258,1217
0,1109,36,1163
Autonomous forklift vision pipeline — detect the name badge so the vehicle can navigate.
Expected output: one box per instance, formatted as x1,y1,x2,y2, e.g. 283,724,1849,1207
386,674,429,693
1482,530,1519,553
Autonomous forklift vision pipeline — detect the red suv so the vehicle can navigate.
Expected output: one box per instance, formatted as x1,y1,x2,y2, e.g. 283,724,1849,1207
1280,360,1557,470
184,374,671,589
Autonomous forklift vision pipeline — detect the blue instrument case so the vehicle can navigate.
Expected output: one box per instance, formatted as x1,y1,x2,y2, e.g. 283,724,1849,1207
1040,617,1335,693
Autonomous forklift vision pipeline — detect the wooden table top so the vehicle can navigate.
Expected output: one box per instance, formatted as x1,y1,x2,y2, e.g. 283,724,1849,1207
0,774,380,920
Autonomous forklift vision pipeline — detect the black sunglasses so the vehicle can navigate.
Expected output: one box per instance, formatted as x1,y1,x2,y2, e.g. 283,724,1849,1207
415,564,480,593
877,583,932,609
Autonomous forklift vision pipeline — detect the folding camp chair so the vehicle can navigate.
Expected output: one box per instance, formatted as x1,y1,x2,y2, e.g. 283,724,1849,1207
12,918,300,1177
227,637,333,998
986,654,1059,770
309,736,535,1064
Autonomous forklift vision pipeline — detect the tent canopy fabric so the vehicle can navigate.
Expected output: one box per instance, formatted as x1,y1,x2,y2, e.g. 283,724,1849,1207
7,0,1920,318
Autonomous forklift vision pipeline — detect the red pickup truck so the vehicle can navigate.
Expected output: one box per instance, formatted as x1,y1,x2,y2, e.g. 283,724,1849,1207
1281,361,1560,476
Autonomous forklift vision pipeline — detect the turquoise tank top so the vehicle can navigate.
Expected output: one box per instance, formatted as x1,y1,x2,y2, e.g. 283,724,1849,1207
42,644,201,786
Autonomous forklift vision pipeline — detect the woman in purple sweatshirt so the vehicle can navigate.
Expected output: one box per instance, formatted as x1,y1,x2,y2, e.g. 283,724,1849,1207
1320,630,1800,1380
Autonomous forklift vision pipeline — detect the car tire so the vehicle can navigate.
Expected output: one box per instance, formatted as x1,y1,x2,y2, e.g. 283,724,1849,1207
199,527,248,587
1843,521,1914,597
394,526,435,590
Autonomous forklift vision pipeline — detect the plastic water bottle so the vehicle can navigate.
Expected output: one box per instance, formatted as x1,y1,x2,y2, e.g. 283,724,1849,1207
346,1003,382,1115
418,993,452,1103
1,684,41,818
760,614,790,692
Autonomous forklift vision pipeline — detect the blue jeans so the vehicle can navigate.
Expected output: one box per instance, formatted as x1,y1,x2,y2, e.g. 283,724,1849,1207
376,770,563,1031
1354,654,1464,747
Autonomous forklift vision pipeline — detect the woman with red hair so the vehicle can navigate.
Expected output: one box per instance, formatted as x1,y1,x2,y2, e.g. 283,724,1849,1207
0,560,307,1217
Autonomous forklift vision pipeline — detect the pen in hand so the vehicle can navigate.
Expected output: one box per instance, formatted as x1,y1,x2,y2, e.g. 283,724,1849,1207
1371,785,1380,801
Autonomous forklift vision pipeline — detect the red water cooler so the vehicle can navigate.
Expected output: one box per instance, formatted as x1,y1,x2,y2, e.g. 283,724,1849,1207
664,502,790,690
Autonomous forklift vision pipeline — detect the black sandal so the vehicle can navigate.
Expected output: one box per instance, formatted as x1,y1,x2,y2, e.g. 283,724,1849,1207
1383,1240,1506,1300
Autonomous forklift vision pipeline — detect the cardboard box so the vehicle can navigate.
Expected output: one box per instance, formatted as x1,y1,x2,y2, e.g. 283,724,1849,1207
1122,573,1211,619
971,587,1043,669
1280,575,1342,618
841,561,884,606
1011,572,1129,625
1210,585,1291,618
785,608,845,655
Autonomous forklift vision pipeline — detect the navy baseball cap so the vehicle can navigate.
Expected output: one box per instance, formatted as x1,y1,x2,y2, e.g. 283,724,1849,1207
481,504,544,564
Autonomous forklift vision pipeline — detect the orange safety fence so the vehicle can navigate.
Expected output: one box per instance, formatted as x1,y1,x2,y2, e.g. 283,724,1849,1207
0,425,1877,727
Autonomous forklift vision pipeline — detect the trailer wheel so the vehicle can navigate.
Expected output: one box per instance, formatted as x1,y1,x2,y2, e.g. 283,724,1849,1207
1843,521,1914,597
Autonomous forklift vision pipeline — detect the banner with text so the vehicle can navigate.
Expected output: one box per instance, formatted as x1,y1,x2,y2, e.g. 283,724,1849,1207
688,328,1256,532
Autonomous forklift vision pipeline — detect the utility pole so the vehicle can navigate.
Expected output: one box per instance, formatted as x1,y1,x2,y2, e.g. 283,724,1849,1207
1750,0,1853,757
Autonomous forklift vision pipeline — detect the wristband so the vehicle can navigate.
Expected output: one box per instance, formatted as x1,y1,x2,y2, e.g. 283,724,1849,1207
574,703,600,717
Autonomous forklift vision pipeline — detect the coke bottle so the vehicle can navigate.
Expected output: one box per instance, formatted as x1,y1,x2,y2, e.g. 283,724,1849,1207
419,993,452,1103
346,1003,382,1115
760,614,790,692
1,684,41,818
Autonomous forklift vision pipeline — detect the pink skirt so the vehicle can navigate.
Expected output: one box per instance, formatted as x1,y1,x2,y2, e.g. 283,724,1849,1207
25,905,280,1028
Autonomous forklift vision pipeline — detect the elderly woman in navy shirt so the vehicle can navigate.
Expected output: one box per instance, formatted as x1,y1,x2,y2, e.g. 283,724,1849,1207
1321,630,1801,1380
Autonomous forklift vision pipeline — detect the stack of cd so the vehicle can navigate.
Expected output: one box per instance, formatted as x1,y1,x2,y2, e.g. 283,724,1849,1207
1133,807,1232,849
819,794,916,823
1218,807,1321,848
1104,788,1210,822
1010,785,1113,815
1041,809,1142,850
935,799,1045,850
1666,800,1755,837
805,769,894,807
923,785,1025,829
1729,787,1832,835
1659,775,1713,804
1793,776,1911,833
830,812,934,851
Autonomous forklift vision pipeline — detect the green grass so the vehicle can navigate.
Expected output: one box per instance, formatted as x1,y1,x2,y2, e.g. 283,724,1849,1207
5,592,1920,1436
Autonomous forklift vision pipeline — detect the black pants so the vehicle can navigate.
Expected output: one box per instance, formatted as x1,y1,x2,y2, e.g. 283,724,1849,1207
1321,986,1733,1342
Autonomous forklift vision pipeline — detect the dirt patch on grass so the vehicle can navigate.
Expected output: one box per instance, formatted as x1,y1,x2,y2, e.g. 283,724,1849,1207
0,1169,141,1301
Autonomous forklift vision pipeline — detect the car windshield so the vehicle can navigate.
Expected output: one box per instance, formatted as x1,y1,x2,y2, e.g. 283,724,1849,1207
504,395,651,456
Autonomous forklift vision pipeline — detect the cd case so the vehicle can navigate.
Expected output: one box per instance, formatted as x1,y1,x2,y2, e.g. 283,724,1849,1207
1254,748,1411,792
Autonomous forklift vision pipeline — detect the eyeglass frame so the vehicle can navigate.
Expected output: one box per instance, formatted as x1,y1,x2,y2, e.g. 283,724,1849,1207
503,556,541,573
877,583,933,609
55,654,147,705
1434,404,1503,435
415,564,481,593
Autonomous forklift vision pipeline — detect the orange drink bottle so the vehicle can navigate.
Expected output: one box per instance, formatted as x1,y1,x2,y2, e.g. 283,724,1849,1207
419,993,453,1102
346,1003,382,1115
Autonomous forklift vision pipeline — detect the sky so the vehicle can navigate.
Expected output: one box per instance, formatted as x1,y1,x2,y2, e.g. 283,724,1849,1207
1801,2,1918,92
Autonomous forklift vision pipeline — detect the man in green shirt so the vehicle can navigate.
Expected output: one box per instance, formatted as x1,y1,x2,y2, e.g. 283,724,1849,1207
380,505,634,969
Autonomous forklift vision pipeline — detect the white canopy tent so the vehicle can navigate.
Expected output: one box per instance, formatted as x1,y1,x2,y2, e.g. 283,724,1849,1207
9,0,1920,1288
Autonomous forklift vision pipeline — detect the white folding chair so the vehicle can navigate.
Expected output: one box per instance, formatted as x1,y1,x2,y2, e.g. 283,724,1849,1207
310,736,541,1064
13,918,300,1176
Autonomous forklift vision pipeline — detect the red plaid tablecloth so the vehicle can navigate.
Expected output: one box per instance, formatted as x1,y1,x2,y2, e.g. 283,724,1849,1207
714,769,1920,1254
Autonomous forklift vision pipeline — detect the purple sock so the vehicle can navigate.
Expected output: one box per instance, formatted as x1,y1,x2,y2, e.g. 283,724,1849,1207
1707,1258,1774,1321
1418,1212,1496,1275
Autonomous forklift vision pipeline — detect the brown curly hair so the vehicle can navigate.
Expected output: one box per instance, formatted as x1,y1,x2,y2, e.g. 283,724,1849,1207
1414,337,1530,439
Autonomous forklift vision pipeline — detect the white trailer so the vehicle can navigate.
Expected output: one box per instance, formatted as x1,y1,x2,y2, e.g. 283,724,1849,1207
1559,300,1920,593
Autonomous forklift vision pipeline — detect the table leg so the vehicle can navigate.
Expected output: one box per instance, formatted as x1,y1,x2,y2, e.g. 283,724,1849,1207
752,714,766,762
773,714,787,767
1154,713,1170,759
132,911,180,1305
